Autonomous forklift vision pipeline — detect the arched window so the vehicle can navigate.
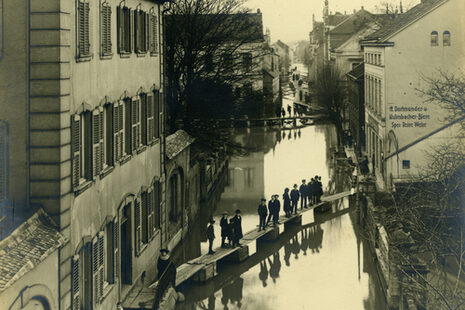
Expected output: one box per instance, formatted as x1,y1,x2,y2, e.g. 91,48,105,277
443,30,451,46
430,31,438,46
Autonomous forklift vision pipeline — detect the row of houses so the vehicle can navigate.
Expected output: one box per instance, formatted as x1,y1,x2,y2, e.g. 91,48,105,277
309,0,464,190
0,1,279,310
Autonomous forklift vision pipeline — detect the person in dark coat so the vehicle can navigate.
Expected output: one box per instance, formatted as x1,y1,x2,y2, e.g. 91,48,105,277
308,178,315,206
273,195,281,225
206,219,216,254
283,188,291,217
157,249,173,279
266,196,276,226
299,179,308,209
231,209,243,247
317,176,323,202
257,198,268,231
220,212,229,248
290,184,299,214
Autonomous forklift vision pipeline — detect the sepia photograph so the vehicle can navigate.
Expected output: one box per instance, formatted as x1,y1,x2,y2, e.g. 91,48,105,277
0,0,464,309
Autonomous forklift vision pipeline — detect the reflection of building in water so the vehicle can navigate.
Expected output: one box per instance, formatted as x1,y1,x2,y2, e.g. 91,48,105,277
220,128,278,214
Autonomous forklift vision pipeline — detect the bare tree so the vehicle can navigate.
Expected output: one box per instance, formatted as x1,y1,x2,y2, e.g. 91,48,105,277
374,0,417,14
165,0,268,129
311,63,347,148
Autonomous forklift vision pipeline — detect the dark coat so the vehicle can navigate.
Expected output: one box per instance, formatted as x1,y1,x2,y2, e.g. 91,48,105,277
157,257,171,279
206,224,215,240
258,204,268,217
283,193,291,211
299,184,307,196
308,182,315,195
220,217,229,237
290,189,300,201
232,215,243,239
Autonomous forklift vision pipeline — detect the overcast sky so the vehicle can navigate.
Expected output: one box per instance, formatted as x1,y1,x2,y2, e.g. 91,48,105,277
245,0,420,44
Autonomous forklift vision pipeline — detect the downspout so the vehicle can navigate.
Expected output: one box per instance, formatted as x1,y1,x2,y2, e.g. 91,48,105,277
161,0,172,247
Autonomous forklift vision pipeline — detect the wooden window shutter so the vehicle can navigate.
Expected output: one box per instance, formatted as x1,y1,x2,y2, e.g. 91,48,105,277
92,237,99,304
154,91,160,139
125,101,132,155
128,9,133,53
113,218,119,280
78,1,90,57
145,12,149,52
133,10,138,52
141,95,147,146
146,93,154,142
99,108,104,170
141,192,148,243
135,199,141,254
112,102,119,162
118,102,125,157
147,189,153,239
71,255,80,310
92,111,101,177
154,181,160,229
101,4,112,55
98,232,105,300
131,98,140,151
150,14,157,53
117,6,123,53
72,115,81,188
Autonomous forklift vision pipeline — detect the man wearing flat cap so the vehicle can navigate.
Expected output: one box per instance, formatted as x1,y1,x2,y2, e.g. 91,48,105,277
207,219,216,254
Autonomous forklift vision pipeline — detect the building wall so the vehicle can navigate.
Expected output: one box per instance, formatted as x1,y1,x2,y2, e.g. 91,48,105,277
25,0,166,308
0,252,59,310
0,0,30,238
375,0,465,183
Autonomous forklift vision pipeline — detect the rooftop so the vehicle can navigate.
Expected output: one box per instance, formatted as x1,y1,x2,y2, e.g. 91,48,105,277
346,62,365,80
363,0,448,43
0,209,65,292
166,130,195,160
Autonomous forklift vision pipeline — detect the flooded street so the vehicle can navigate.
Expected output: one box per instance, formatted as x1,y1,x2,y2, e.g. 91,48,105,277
174,94,387,310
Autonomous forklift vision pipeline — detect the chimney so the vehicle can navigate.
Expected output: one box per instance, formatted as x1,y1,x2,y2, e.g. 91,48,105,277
400,1,403,13
344,10,346,15
257,8,261,14
353,9,356,13
361,6,364,10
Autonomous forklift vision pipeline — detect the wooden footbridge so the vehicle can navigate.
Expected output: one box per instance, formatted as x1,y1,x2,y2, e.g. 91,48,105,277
122,190,355,309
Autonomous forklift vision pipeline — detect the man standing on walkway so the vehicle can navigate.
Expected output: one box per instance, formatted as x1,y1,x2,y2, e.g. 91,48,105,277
207,219,216,254
220,212,229,248
300,179,308,209
283,188,291,217
266,195,276,226
273,194,281,225
309,178,315,206
232,209,243,247
290,184,299,214
157,249,173,279
257,198,268,231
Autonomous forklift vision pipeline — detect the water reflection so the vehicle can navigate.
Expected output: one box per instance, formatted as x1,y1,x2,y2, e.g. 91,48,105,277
177,122,388,309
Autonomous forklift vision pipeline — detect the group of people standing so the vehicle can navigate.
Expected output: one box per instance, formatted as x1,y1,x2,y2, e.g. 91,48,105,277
206,209,244,254
258,176,324,231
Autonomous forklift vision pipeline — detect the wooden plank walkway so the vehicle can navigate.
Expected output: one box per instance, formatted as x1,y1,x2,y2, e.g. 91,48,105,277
172,190,354,287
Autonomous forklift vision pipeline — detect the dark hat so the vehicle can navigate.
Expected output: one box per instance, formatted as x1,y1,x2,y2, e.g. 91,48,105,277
294,184,298,187
235,209,241,214
210,219,215,224
302,179,306,182
160,248,170,254
261,198,266,202
222,211,228,215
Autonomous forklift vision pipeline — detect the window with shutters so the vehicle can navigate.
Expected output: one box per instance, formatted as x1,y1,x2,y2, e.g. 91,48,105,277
100,1,112,57
141,94,148,146
154,90,161,140
117,5,132,55
242,52,252,72
71,255,80,310
124,100,132,155
141,191,148,244
134,198,142,254
146,93,154,143
92,232,105,305
443,30,451,46
113,101,125,163
103,104,113,168
134,10,149,53
0,121,8,203
149,12,158,55
154,181,161,230
131,97,141,152
431,31,438,46
72,112,92,191
92,109,105,178
72,241,92,310
77,0,91,60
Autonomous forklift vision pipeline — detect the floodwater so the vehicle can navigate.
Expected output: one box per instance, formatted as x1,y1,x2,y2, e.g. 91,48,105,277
175,86,387,310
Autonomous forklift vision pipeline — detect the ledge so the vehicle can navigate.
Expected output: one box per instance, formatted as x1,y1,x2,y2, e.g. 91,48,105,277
76,55,92,63
136,52,147,58
74,180,92,196
119,52,131,58
137,145,147,154
100,53,113,60
120,155,132,166
150,52,158,57
100,166,115,180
